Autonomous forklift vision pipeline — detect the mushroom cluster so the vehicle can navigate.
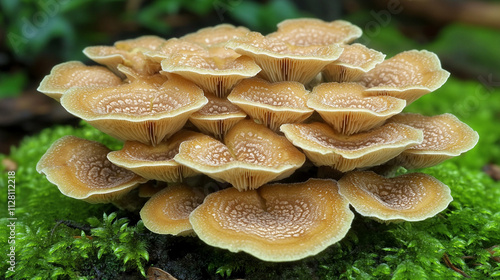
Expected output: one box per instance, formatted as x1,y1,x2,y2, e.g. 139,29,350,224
37,18,478,262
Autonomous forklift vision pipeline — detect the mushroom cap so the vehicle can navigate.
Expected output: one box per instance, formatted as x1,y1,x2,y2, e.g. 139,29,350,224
180,24,251,47
140,184,205,235
107,130,203,182
174,120,306,191
116,64,168,86
36,136,147,203
226,32,343,84
189,178,354,262
227,78,314,131
144,38,207,64
387,113,479,169
189,93,247,139
280,122,423,172
322,43,386,82
307,82,406,135
359,50,450,104
60,75,208,145
338,171,452,222
268,18,362,45
37,61,123,101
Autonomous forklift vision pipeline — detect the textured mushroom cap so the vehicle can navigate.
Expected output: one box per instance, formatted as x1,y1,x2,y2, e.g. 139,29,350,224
180,24,251,47
116,64,168,86
107,130,203,182
189,178,354,262
359,50,450,104
189,93,246,139
60,76,208,145
387,113,479,169
322,44,386,82
280,122,423,172
226,32,343,84
338,171,452,222
307,82,406,135
144,39,207,64
174,120,306,191
268,18,362,45
228,78,313,131
36,136,147,203
37,61,123,101
140,184,205,235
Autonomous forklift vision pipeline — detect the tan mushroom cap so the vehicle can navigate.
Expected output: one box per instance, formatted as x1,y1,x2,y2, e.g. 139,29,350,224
359,50,450,104
307,82,406,135
174,120,306,191
322,44,386,82
37,61,123,101
387,113,479,169
189,178,354,262
268,18,362,45
36,136,147,203
107,130,203,182
227,78,313,131
116,64,167,86
180,24,251,47
144,38,206,64
141,184,205,235
60,75,208,146
189,93,247,139
338,171,452,222
226,32,343,84
280,122,423,172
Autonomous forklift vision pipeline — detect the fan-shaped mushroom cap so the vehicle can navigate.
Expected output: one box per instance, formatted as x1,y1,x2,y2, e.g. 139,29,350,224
144,38,206,64
141,184,205,235
226,32,343,84
36,136,147,203
174,120,306,191
359,50,450,104
280,122,423,172
180,24,250,47
37,61,123,101
307,82,406,135
268,18,362,45
387,113,479,169
60,75,208,146
189,178,354,262
338,171,452,222
107,130,203,182
189,93,246,139
227,78,313,131
322,44,386,82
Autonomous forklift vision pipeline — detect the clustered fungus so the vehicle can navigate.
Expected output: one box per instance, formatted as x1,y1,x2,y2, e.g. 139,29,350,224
37,18,478,262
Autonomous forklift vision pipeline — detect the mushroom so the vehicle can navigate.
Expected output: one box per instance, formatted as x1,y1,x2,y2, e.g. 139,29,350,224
189,93,247,139
359,50,450,104
107,130,203,182
280,122,423,172
36,136,147,203
227,78,313,131
322,43,386,82
307,82,406,135
386,113,479,169
338,171,453,222
140,184,205,236
37,61,123,102
174,120,306,191
60,75,208,146
268,18,362,46
116,64,167,86
226,32,343,84
144,38,207,64
180,24,251,47
189,178,354,262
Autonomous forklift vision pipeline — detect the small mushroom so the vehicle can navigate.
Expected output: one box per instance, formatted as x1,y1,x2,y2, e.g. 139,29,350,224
174,120,305,191
140,184,205,236
36,136,147,203
226,32,343,84
338,171,452,222
107,130,203,182
359,50,450,104
189,178,354,262
180,24,251,47
227,78,313,131
307,82,406,135
387,113,479,169
60,75,208,146
280,122,423,172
